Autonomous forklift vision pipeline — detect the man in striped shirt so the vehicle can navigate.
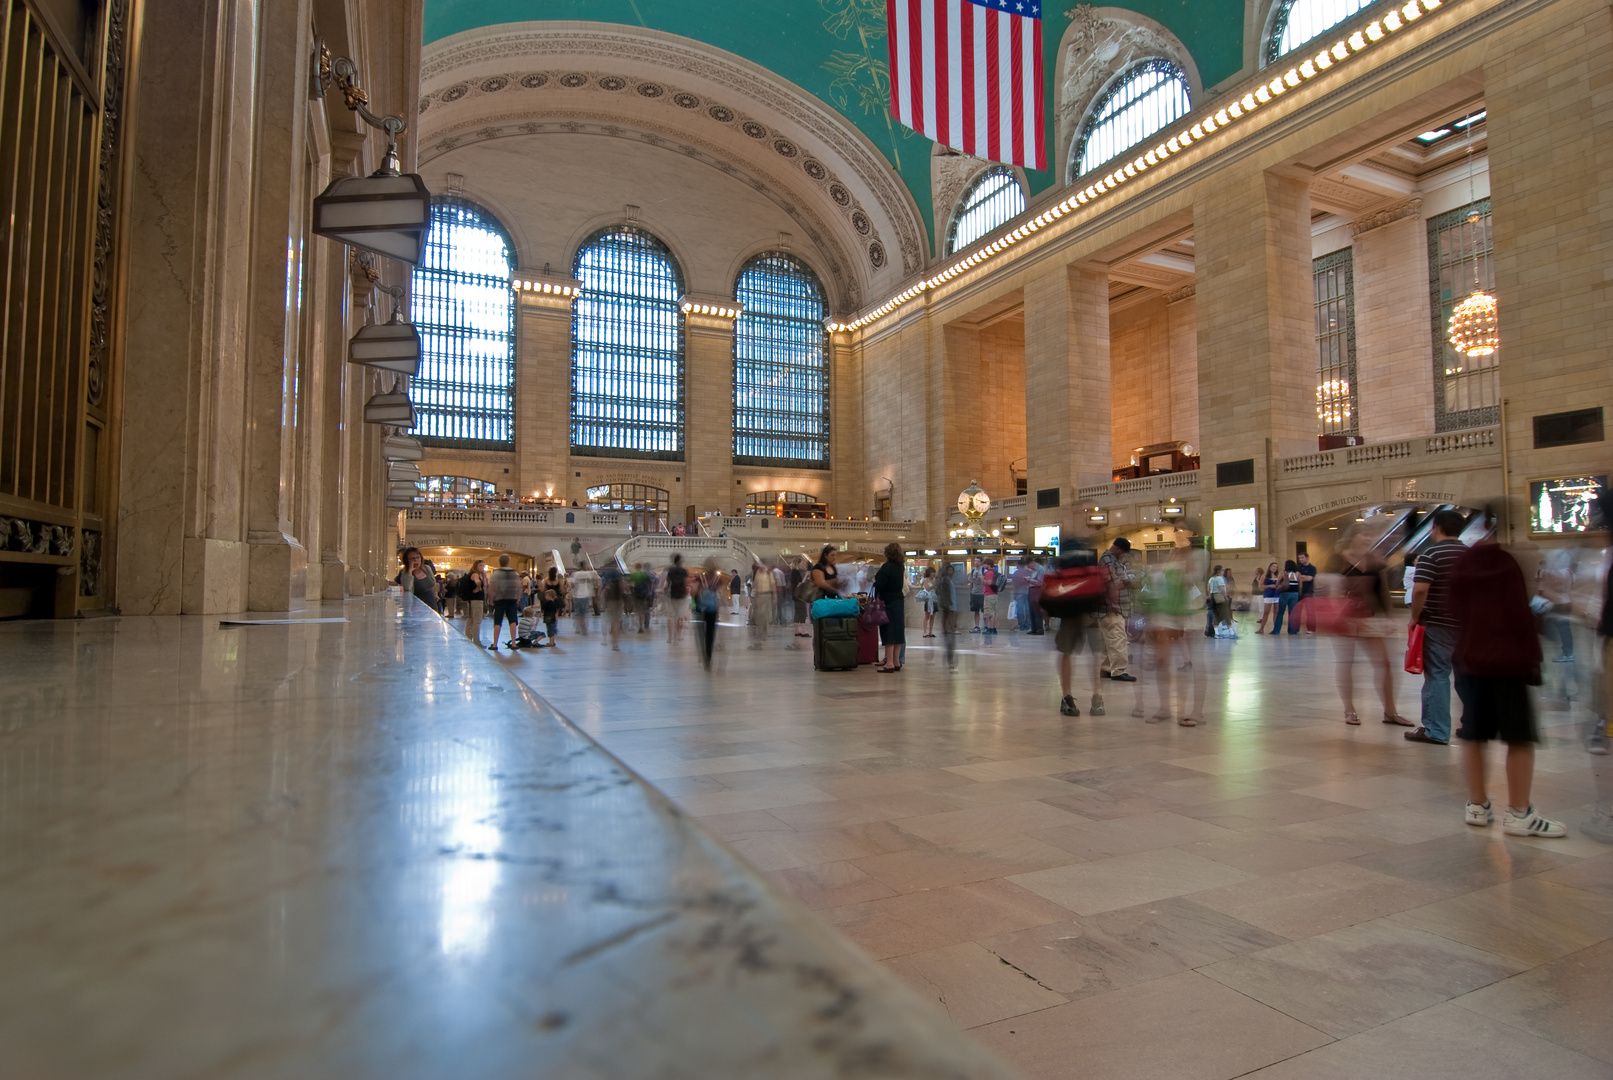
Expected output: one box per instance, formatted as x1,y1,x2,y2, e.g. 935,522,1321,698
1406,510,1469,745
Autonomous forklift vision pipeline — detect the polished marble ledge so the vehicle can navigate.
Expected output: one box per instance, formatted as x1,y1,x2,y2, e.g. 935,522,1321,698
0,595,1024,1079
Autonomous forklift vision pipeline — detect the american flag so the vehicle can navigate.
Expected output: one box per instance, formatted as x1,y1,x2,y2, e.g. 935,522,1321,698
887,0,1045,170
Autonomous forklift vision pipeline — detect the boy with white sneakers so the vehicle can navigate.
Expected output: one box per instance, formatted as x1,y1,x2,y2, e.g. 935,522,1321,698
1451,535,1568,838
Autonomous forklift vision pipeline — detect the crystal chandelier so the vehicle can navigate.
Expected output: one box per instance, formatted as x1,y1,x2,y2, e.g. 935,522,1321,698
1448,286,1499,357
1447,122,1498,359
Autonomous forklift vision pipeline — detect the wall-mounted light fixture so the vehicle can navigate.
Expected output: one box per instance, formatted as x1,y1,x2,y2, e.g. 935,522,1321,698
381,434,424,460
349,281,422,375
1160,498,1186,519
387,461,421,483
1088,506,1109,525
364,389,414,426
311,48,432,264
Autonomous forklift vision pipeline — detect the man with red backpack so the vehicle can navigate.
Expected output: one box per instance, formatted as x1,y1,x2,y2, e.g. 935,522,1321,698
1043,536,1109,717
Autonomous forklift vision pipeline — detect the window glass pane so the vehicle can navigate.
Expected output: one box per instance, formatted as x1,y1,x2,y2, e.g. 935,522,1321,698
1313,249,1358,437
732,253,830,467
571,227,685,459
1269,0,1375,62
946,168,1025,255
1429,199,1497,430
1072,60,1191,180
411,198,516,448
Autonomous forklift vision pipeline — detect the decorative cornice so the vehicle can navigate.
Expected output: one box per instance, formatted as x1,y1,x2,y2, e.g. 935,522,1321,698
419,26,925,276
1163,284,1196,305
1350,196,1423,237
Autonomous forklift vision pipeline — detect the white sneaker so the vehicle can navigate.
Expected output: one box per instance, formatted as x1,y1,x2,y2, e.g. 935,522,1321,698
1465,800,1493,827
1502,806,1568,838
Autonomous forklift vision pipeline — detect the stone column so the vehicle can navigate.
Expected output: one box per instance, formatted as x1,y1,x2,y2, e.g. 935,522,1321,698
1023,265,1111,532
827,328,863,520
681,296,740,518
1485,2,1613,544
1351,200,1434,442
512,275,581,504
1195,170,1315,556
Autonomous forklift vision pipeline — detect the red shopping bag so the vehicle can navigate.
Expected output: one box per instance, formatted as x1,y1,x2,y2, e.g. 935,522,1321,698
1404,623,1426,675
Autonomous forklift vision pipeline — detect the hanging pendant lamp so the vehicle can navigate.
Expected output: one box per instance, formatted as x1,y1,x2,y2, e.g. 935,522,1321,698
1447,119,1498,359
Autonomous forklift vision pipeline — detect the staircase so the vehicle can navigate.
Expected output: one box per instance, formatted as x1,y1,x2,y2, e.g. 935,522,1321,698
615,534,756,572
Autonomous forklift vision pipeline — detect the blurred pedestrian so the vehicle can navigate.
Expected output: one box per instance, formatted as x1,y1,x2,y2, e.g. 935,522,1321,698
486,554,522,651
460,559,487,644
1098,538,1137,682
873,543,907,671
748,559,775,649
1328,530,1407,727
1406,510,1468,746
1452,538,1567,837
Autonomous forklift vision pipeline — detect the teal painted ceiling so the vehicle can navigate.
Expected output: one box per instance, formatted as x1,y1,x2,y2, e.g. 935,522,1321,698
424,1,1248,246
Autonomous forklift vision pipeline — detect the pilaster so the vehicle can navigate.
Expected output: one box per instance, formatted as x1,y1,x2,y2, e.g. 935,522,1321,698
1351,200,1434,442
1023,265,1111,532
1195,170,1314,557
827,329,863,518
513,273,582,503
681,295,741,518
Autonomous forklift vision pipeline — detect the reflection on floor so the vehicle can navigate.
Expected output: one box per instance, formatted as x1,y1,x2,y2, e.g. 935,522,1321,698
499,610,1613,1080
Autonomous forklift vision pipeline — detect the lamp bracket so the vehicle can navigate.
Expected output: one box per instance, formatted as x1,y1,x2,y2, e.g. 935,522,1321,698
312,42,408,169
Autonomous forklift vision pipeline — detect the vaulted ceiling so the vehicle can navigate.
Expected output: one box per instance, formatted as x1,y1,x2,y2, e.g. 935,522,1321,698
423,0,1253,245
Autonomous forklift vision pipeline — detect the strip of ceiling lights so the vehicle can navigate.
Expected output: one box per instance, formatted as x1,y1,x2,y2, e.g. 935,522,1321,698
826,0,1453,334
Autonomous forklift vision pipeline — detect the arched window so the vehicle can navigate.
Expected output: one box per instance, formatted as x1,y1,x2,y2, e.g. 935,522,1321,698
732,253,829,467
572,227,685,460
946,168,1025,255
1267,0,1374,63
411,198,516,447
1070,59,1191,181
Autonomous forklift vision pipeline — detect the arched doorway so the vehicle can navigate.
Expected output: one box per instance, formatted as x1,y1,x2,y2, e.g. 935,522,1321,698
744,490,828,519
585,483,670,535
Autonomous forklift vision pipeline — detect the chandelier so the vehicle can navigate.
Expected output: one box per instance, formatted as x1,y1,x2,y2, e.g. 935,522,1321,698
1448,287,1499,357
1447,121,1498,359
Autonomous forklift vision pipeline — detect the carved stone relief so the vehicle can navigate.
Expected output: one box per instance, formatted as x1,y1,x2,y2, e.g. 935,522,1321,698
1057,5,1196,183
1351,197,1422,238
930,149,1000,255
420,28,925,276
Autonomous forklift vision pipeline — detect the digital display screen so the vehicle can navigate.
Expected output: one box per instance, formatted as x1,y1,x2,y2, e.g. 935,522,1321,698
585,485,612,501
1529,476,1606,534
1033,525,1061,549
1212,507,1259,550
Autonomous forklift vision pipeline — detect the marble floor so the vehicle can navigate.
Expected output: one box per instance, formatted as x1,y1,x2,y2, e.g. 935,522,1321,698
500,609,1613,1080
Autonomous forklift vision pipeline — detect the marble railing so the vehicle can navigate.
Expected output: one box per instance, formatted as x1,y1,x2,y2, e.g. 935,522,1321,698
0,596,1025,1078
1077,471,1201,502
705,516,920,537
404,507,624,529
1278,426,1499,478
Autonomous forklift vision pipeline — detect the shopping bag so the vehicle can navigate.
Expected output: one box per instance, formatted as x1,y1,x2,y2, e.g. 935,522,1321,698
1006,600,1018,622
1404,623,1426,675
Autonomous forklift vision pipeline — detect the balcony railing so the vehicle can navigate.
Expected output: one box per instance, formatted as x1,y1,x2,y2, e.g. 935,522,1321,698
1077,472,1200,502
1279,426,1498,478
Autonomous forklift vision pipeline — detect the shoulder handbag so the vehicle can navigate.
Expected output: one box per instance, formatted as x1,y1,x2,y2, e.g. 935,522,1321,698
861,597,889,626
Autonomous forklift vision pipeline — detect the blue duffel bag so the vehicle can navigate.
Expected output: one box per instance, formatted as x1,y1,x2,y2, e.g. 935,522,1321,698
811,597,861,619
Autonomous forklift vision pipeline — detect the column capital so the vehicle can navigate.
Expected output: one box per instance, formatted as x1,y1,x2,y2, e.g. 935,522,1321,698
679,293,742,331
513,270,584,314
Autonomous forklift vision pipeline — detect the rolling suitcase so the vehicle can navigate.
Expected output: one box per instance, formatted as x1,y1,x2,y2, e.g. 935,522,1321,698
813,615,859,671
856,619,881,665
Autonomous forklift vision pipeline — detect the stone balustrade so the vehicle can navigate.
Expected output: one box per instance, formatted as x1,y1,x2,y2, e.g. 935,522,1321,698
1279,426,1499,478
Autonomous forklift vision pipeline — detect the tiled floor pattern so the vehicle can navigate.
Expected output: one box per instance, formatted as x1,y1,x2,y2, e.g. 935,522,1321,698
496,613,1613,1080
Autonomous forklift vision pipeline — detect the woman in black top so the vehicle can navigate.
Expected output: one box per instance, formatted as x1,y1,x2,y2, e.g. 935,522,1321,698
873,543,907,671
810,545,842,598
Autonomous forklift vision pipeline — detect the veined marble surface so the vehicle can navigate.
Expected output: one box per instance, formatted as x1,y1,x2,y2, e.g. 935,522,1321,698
0,595,1023,1079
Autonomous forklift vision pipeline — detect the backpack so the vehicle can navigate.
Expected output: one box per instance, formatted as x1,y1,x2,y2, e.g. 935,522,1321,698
1039,549,1109,618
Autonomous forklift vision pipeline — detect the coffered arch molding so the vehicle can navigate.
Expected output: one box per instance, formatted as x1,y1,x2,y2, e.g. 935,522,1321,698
419,22,928,306
1055,8,1203,185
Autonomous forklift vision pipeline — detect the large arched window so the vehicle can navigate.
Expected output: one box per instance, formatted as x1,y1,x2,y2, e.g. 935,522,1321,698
571,227,685,460
1070,59,1191,180
1267,0,1374,63
732,253,829,467
946,168,1025,255
411,197,516,447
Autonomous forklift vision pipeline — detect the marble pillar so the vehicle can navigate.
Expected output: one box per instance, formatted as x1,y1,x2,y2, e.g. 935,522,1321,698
1023,265,1112,532
827,329,863,520
1351,205,1435,443
681,298,739,517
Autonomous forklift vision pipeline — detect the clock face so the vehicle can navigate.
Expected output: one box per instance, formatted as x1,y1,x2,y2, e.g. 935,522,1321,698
957,491,973,514
972,492,991,514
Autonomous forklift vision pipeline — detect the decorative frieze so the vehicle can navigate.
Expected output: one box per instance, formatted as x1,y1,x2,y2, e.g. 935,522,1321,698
1350,197,1422,238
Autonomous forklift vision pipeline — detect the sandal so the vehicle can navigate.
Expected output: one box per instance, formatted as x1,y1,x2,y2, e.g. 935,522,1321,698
1382,713,1414,726
1178,717,1197,727
1345,712,1361,726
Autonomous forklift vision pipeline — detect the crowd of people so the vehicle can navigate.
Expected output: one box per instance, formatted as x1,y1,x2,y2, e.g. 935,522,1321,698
395,510,1611,842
